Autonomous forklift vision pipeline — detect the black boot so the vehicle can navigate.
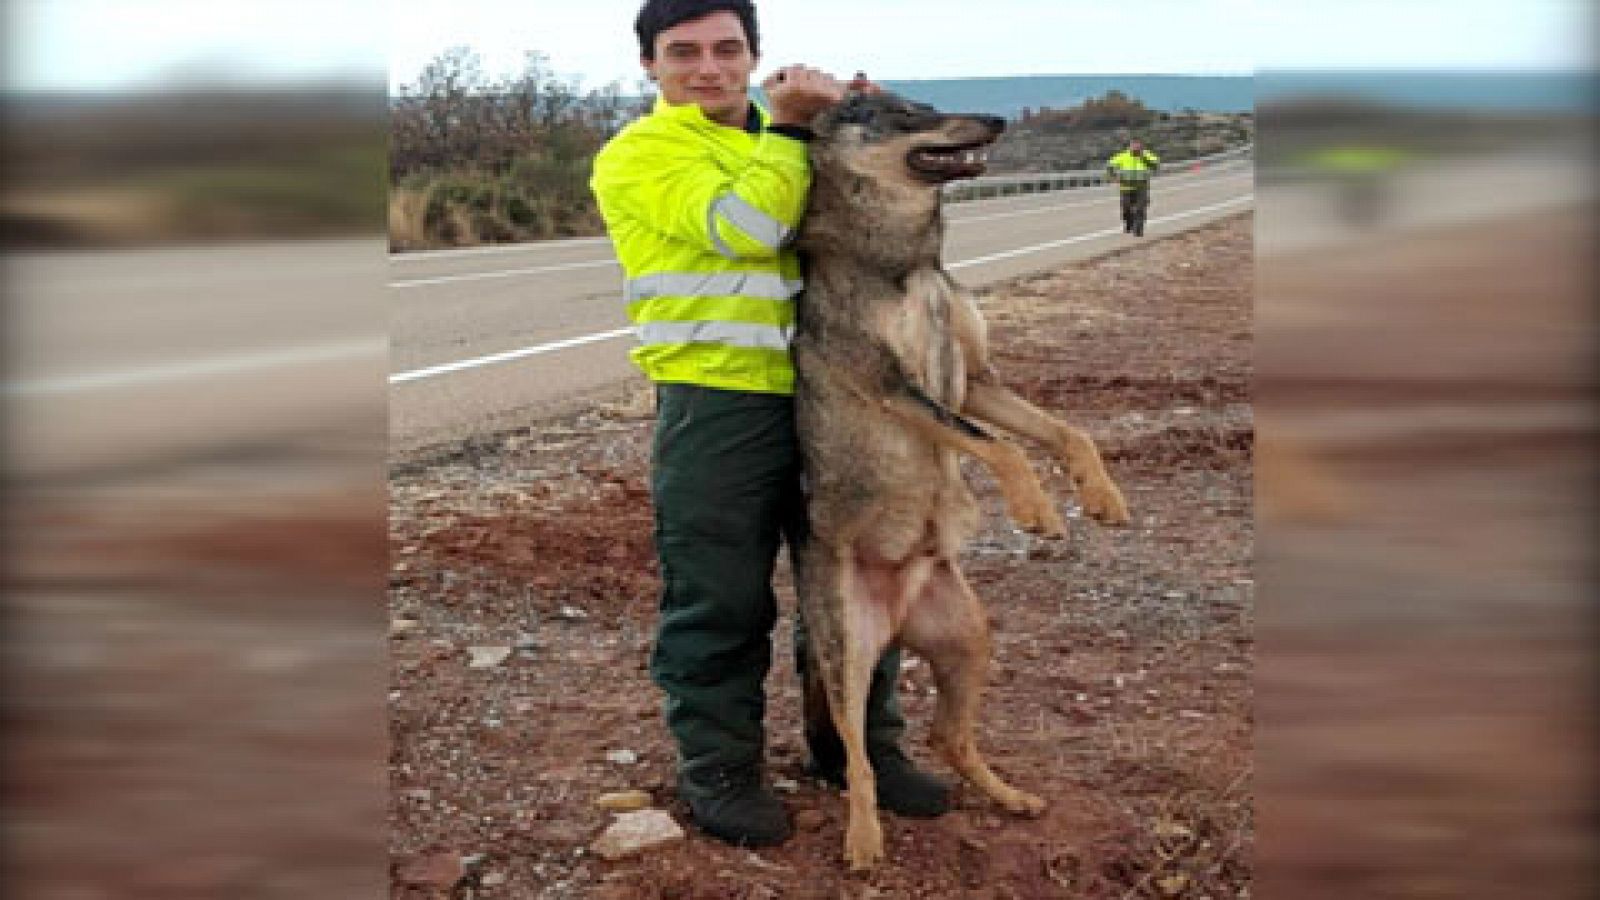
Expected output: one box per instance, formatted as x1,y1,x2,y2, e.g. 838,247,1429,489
795,633,950,816
805,744,953,818
679,765,792,846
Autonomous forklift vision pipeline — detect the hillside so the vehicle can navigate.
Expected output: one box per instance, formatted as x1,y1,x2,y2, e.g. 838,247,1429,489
388,82,1254,252
988,104,1254,174
882,74,1254,118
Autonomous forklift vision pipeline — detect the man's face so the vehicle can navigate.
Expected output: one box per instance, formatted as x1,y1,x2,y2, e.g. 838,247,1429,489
643,10,756,127
1129,140,1144,154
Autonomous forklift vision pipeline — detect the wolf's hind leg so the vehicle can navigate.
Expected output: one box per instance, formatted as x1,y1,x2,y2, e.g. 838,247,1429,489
801,538,894,870
900,558,1046,816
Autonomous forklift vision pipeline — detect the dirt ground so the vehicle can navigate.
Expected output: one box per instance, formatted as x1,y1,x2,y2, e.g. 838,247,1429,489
388,214,1255,899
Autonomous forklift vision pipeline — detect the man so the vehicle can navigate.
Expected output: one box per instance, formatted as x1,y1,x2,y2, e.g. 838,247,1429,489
589,0,950,848
1106,137,1161,236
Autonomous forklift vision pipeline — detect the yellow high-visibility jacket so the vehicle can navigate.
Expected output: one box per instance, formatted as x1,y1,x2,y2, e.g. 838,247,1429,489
590,97,810,395
1107,148,1161,191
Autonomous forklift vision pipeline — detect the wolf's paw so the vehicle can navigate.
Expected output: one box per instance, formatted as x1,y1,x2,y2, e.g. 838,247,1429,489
1000,482,1068,538
1016,483,1069,537
1000,789,1047,817
1080,479,1131,526
1016,501,1068,539
844,816,884,871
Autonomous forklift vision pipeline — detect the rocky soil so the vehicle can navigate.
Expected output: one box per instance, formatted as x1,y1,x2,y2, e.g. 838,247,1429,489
389,214,1255,898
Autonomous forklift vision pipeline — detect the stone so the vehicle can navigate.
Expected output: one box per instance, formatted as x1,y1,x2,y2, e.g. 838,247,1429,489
605,748,639,766
1153,820,1194,840
467,646,513,669
1156,873,1190,896
794,809,827,831
591,809,686,860
595,790,653,812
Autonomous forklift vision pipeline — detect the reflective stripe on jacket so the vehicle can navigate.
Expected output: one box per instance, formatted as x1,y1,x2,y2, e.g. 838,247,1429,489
590,96,809,395
1107,149,1161,190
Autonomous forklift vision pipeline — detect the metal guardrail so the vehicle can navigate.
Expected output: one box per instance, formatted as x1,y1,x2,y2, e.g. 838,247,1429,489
943,143,1254,202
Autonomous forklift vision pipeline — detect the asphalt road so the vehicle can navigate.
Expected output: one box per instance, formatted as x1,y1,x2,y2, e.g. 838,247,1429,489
13,147,1588,478
389,161,1256,454
5,239,386,481
0,162,1251,480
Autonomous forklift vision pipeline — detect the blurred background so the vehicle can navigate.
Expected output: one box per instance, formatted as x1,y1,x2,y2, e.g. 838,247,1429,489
2,0,388,896
2,0,1594,897
1251,2,1597,896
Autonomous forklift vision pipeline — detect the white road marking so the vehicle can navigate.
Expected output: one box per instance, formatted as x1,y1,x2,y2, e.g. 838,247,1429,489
389,327,635,384
943,158,1251,213
5,337,387,397
22,194,1255,396
386,166,1253,289
951,194,1253,268
389,193,1253,384
391,257,619,289
948,170,1253,225
389,235,614,262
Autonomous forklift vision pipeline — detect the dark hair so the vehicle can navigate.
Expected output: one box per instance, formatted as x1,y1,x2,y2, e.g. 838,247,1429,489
635,0,760,61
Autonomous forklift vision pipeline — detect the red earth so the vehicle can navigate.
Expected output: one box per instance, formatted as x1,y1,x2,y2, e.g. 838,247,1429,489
389,214,1254,898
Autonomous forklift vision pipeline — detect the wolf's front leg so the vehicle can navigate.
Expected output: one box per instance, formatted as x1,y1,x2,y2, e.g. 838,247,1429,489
884,391,1067,537
960,379,1130,526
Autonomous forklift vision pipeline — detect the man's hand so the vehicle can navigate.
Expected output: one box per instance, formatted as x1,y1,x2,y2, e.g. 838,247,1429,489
762,65,845,126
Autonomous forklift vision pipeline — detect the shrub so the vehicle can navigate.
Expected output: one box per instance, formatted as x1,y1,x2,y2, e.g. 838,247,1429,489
389,47,645,250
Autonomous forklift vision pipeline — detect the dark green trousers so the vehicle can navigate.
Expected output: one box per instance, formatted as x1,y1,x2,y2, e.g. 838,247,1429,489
1120,186,1151,229
648,383,905,783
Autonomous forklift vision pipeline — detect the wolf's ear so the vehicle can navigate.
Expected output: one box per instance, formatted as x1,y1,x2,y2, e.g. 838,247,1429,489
827,94,878,127
808,92,858,136
847,71,883,95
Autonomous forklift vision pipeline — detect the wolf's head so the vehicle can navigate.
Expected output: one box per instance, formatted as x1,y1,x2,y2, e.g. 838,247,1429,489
808,91,1006,188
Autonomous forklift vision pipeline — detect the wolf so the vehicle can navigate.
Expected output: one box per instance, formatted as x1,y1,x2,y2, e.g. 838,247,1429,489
792,90,1132,870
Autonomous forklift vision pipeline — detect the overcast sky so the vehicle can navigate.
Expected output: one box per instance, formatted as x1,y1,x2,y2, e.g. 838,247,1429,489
3,0,1591,93
388,0,1592,91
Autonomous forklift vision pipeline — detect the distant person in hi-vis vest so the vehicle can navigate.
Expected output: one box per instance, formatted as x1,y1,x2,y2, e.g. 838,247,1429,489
1106,137,1160,236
